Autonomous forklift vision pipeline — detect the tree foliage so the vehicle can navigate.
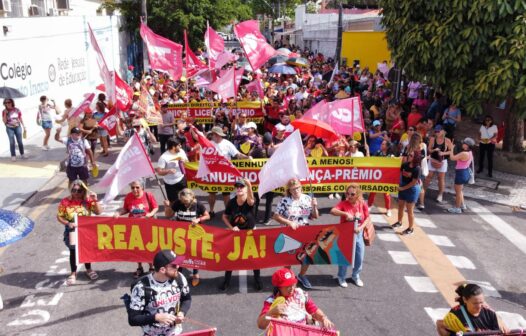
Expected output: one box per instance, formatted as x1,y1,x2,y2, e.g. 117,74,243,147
380,0,526,152
248,0,302,19
102,0,252,49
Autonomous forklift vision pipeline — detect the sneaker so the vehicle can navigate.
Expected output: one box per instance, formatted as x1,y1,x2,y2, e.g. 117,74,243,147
460,204,467,211
391,221,402,228
20,155,28,160
335,193,341,200
351,277,364,287
436,194,443,203
386,210,392,217
11,157,16,162
417,203,425,210
42,146,49,151
447,207,462,214
337,277,348,288
328,193,334,200
297,274,312,289
401,228,414,235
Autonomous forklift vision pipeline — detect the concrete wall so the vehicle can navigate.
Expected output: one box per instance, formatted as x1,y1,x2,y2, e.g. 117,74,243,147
0,14,127,154
341,31,391,70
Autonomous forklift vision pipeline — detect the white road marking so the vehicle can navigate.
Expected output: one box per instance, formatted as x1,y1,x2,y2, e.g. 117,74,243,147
21,293,64,308
388,251,418,265
468,201,526,255
424,307,450,323
61,250,70,256
377,233,401,242
497,311,526,329
370,214,388,224
238,270,247,294
467,280,501,298
446,255,476,270
404,276,439,293
427,234,455,247
415,217,437,228
54,257,69,263
7,310,51,326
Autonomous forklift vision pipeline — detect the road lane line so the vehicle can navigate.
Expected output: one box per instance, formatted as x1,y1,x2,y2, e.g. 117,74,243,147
427,234,455,247
445,255,476,270
377,233,401,242
468,201,526,255
238,270,247,293
404,276,439,293
468,280,501,298
414,217,437,228
388,251,418,265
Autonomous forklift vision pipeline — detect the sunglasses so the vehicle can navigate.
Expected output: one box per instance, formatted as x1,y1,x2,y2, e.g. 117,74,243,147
131,186,141,190
71,188,83,193
235,185,245,189
346,192,357,196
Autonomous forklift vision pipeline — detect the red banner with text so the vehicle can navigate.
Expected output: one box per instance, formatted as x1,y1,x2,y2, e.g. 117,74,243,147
77,217,355,271
168,101,264,124
186,156,401,194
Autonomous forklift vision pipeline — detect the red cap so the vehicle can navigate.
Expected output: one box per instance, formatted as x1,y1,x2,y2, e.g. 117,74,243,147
271,268,297,287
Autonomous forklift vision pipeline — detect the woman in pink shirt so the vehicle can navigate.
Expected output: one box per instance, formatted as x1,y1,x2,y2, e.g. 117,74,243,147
443,138,475,214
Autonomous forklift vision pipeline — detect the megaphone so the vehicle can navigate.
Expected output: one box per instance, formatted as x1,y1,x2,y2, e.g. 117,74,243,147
274,233,302,254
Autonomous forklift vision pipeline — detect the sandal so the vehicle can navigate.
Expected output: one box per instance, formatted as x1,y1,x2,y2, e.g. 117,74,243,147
192,275,200,287
391,221,402,228
86,269,99,280
133,267,145,279
66,273,76,286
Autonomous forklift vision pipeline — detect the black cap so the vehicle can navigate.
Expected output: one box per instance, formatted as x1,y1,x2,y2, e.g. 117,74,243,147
234,179,246,188
153,249,185,270
71,127,81,134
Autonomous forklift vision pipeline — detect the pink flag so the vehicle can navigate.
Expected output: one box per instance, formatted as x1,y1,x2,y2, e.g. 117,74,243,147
69,93,95,119
303,97,364,135
184,30,207,78
98,106,119,137
114,73,133,111
245,79,264,99
266,318,338,336
205,24,224,68
234,20,276,71
88,24,115,103
179,328,216,336
207,67,244,99
140,22,183,80
193,127,242,179
258,130,309,196
214,50,239,70
93,133,156,203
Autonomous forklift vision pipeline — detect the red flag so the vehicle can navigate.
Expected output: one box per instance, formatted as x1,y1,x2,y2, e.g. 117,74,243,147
245,79,265,99
97,106,119,137
207,67,244,99
303,97,364,135
234,20,276,71
205,24,225,68
184,30,207,78
193,127,242,179
68,93,95,119
114,72,133,111
88,24,115,103
93,133,155,203
180,329,216,336
140,22,183,80
266,318,338,336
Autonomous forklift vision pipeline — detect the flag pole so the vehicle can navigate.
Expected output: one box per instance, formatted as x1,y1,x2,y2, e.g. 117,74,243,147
134,133,168,201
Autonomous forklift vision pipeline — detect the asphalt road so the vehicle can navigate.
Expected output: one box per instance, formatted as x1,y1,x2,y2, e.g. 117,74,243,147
1,149,525,336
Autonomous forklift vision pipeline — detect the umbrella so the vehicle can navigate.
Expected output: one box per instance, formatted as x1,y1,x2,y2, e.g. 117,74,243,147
268,63,297,75
288,52,300,58
287,57,310,67
267,54,288,66
276,48,292,56
0,209,35,247
0,86,25,99
291,118,339,142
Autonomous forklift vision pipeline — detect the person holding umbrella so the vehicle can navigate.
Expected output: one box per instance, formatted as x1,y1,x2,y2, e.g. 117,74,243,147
2,98,27,161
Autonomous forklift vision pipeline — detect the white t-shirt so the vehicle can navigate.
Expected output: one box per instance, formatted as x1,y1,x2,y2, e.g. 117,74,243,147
479,125,498,141
276,194,313,226
158,150,188,185
213,139,239,160
349,150,364,158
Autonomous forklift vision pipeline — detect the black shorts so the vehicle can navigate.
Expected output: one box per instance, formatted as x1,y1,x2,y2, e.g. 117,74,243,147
67,165,89,181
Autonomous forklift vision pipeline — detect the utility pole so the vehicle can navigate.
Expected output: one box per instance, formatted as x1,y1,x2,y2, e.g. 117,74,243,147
334,2,343,65
141,0,149,72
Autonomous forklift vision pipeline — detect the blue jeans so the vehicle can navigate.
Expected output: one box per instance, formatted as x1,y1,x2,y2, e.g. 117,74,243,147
6,126,24,157
337,231,365,280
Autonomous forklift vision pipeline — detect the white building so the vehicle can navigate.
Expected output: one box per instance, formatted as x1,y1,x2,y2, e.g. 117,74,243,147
0,0,109,17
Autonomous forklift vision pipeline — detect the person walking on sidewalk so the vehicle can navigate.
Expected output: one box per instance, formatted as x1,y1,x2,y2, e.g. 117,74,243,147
37,95,57,151
445,137,475,214
219,178,262,291
422,125,452,204
2,98,27,161
477,115,498,178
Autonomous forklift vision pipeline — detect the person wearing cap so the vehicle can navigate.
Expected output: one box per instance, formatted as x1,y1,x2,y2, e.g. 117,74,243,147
220,178,262,291
367,120,388,155
207,126,251,217
422,124,452,204
442,137,475,214
273,114,294,139
128,249,191,336
257,268,334,330
156,138,188,203
346,139,368,157
56,127,95,188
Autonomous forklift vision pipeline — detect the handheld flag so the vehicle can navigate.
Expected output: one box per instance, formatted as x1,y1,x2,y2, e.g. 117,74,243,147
140,22,183,80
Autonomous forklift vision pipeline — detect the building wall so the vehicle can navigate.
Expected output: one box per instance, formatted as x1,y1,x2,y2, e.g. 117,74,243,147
0,14,127,154
341,31,391,70
1,0,105,18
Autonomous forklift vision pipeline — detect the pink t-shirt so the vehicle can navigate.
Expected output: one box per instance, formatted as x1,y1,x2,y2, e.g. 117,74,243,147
456,151,472,170
334,199,369,224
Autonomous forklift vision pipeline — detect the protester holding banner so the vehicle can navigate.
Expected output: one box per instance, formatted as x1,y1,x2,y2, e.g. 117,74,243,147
330,183,369,287
113,179,159,277
273,178,319,289
257,268,334,330
164,188,210,287
156,138,188,203
220,178,263,291
56,179,101,285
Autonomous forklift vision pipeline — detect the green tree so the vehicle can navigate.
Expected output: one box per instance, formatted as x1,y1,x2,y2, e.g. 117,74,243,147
380,0,526,152
102,0,252,50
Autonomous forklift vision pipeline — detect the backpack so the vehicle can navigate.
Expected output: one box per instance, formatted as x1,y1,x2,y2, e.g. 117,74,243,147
121,273,185,325
66,138,87,167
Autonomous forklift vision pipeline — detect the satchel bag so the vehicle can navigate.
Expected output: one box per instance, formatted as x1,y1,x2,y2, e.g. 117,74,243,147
363,220,376,246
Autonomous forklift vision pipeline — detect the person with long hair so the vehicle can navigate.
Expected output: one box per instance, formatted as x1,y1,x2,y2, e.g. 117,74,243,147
56,180,101,285
273,178,319,289
2,98,26,161
477,115,498,178
330,183,370,288
436,283,509,335
79,109,100,154
257,268,334,330
422,125,453,204
392,150,422,235
402,132,427,210
444,138,475,214
37,95,57,150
